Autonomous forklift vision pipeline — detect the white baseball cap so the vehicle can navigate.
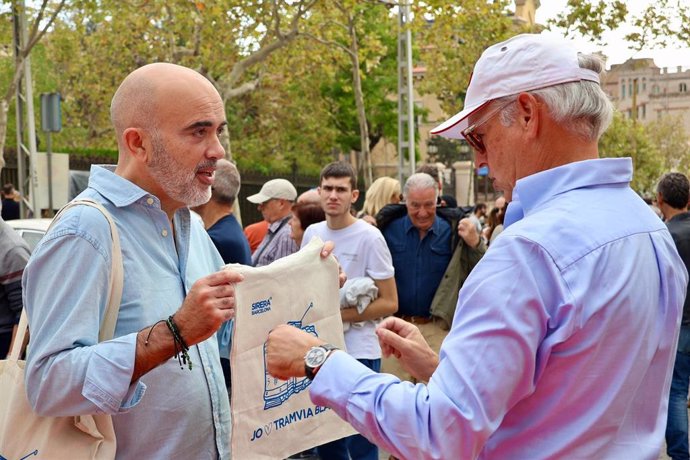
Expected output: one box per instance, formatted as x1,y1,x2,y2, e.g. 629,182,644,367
430,34,601,139
247,178,297,203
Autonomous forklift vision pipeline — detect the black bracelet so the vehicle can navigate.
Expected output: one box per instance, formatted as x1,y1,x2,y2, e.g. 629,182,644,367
166,315,192,371
144,319,166,345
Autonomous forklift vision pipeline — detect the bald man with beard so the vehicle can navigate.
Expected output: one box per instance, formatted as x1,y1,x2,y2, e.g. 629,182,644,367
23,63,242,458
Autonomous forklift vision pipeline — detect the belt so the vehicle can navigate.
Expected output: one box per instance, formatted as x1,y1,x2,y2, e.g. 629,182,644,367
398,315,433,325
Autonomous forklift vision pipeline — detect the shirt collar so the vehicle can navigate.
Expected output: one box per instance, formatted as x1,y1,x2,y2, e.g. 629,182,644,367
88,165,155,208
506,158,633,228
269,214,291,232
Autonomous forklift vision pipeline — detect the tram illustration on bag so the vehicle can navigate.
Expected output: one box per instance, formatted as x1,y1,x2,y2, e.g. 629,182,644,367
263,302,317,409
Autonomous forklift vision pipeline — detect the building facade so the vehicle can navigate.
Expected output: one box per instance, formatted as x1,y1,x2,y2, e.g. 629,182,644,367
603,58,690,133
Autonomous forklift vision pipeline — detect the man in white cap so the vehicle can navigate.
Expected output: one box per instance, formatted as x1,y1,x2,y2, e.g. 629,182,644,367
264,33,688,458
247,178,298,266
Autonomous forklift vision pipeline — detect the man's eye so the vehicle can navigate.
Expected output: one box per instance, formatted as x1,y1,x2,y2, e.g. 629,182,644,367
194,129,206,137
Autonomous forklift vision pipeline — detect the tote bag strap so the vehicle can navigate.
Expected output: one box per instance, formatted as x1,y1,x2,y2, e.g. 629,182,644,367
9,309,29,362
9,198,124,362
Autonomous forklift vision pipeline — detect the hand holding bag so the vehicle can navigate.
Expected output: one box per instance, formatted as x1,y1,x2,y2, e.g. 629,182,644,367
0,199,122,459
229,237,356,459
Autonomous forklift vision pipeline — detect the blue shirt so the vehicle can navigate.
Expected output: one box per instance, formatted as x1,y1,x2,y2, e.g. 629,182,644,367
23,165,231,459
382,214,452,317
309,158,687,459
208,213,251,361
208,213,252,266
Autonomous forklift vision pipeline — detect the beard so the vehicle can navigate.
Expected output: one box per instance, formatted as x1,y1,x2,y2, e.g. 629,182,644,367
148,132,214,208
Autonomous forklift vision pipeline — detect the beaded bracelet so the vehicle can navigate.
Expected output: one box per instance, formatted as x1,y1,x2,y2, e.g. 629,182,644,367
166,315,192,371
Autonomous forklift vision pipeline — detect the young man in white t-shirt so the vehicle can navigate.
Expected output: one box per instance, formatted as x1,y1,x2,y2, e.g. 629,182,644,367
301,161,397,460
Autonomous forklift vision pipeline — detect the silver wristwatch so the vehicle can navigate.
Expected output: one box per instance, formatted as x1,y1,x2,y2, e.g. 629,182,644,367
304,344,338,380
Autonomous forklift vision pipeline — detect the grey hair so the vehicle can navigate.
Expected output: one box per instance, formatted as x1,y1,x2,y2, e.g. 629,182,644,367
496,53,614,141
403,172,439,200
211,159,241,206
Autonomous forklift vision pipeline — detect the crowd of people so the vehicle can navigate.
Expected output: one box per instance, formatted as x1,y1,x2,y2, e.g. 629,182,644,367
1,32,689,460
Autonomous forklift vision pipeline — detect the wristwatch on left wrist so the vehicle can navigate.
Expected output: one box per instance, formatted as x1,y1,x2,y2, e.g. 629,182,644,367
304,344,338,380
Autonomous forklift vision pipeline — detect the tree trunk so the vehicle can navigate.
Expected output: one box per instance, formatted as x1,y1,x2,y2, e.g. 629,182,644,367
0,99,8,171
348,16,372,189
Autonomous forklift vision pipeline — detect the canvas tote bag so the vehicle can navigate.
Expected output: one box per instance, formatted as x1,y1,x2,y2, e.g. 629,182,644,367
229,237,356,459
0,199,122,459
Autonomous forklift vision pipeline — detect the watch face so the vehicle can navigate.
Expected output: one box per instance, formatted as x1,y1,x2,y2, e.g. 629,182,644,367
305,346,328,368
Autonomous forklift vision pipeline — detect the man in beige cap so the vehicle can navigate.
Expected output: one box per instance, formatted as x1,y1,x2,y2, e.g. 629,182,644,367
248,178,298,266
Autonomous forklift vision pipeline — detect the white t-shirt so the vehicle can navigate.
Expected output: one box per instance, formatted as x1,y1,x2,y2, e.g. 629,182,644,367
302,219,395,359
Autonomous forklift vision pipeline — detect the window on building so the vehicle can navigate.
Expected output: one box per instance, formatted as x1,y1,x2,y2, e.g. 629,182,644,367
653,84,659,94
642,78,646,92
621,82,626,98
681,83,688,93
641,104,646,119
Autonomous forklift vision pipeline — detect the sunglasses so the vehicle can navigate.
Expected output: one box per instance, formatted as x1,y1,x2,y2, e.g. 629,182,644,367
461,99,515,153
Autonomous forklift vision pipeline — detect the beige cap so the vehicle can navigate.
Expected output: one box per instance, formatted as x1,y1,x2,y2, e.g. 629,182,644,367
247,178,297,203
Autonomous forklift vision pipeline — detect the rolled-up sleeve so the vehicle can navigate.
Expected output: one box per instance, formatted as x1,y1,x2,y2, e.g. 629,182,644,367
23,224,145,417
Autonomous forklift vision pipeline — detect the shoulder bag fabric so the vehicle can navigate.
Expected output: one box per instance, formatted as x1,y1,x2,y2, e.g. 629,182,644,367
0,199,122,459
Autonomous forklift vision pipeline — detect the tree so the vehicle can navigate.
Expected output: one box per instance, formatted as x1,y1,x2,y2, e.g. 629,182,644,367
646,115,690,173
44,0,317,157
411,1,517,120
300,0,399,187
0,0,66,171
599,113,664,195
548,0,690,50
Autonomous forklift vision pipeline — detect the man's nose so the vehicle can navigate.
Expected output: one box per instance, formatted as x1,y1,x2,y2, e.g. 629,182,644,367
207,134,225,160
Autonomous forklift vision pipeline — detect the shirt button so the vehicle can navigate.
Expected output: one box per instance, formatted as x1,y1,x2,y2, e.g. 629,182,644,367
161,229,168,237
146,197,154,205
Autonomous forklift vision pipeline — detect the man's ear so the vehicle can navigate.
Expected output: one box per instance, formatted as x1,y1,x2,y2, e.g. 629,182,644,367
351,189,360,203
515,93,540,135
656,192,664,208
122,127,148,161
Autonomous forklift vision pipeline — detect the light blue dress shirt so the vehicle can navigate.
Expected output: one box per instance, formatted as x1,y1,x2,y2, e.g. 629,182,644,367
310,158,688,459
23,166,231,459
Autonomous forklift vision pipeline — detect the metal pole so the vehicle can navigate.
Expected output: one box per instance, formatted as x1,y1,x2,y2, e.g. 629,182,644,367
46,131,53,215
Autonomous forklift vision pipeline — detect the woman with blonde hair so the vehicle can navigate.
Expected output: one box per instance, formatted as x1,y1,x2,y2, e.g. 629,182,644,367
357,176,401,225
